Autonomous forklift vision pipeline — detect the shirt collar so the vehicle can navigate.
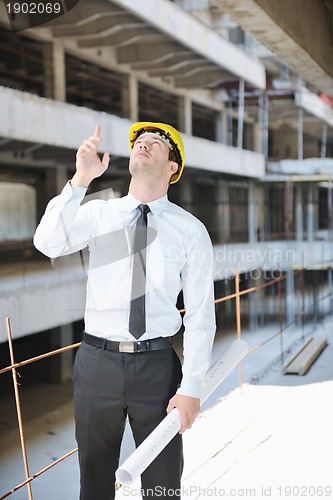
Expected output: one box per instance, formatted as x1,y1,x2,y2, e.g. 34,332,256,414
124,192,169,215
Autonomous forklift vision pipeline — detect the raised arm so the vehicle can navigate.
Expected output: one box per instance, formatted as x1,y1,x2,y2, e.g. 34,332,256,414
34,126,110,258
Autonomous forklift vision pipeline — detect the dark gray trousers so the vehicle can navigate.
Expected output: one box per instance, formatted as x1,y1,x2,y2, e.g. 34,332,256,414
73,341,183,500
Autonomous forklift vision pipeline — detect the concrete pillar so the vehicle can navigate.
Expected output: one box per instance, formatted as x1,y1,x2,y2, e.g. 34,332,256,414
328,268,333,313
313,183,319,238
222,108,228,145
248,275,259,331
293,264,304,329
237,79,244,149
263,94,269,160
297,107,303,160
256,93,264,154
36,174,49,222
285,181,293,240
311,271,320,322
253,123,260,153
43,43,53,99
45,170,57,202
44,166,68,206
248,181,257,244
48,323,74,383
285,268,295,326
227,100,233,146
120,75,139,122
306,184,318,241
321,124,328,158
328,180,333,241
247,270,266,327
56,165,69,191
178,96,192,134
295,184,303,241
43,42,66,101
256,185,265,242
216,180,229,244
215,110,224,144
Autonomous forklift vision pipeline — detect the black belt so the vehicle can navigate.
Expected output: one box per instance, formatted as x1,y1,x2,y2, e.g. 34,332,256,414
82,331,172,353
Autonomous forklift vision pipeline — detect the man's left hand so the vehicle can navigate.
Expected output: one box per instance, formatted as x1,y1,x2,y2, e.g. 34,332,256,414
166,394,200,434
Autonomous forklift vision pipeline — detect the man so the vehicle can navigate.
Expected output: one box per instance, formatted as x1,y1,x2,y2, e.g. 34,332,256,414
34,122,216,499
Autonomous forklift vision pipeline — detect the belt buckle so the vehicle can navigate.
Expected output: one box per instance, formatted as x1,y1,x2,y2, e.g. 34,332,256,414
119,342,135,353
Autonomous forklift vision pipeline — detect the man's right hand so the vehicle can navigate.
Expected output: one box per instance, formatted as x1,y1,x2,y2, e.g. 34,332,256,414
71,125,110,188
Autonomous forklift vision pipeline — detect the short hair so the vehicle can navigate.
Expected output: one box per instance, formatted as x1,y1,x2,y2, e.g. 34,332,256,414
168,149,181,184
168,148,180,166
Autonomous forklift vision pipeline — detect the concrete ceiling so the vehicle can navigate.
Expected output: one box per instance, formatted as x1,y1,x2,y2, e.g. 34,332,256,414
212,0,333,97
0,0,331,173
12,0,264,91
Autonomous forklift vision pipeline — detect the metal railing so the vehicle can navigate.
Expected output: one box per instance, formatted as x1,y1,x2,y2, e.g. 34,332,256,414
0,264,332,499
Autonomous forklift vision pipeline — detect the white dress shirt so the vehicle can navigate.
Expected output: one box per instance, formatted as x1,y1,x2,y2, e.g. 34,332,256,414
33,182,216,398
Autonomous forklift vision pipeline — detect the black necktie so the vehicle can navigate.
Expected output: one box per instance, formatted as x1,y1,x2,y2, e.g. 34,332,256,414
129,204,150,339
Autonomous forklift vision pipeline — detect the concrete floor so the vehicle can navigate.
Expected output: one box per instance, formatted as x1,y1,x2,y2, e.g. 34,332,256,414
0,317,332,500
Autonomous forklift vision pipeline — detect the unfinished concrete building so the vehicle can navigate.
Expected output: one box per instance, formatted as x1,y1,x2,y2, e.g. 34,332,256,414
0,0,332,408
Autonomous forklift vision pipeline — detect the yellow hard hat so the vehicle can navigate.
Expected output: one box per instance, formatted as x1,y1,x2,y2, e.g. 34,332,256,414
129,121,185,184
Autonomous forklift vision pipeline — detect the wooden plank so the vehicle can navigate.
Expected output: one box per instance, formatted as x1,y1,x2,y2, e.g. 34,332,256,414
283,337,328,375
283,337,313,374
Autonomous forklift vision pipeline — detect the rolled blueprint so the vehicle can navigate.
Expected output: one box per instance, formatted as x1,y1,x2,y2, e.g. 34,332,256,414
116,338,249,485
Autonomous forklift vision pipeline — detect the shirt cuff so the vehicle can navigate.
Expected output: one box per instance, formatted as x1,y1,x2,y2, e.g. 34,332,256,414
176,378,202,399
67,180,87,198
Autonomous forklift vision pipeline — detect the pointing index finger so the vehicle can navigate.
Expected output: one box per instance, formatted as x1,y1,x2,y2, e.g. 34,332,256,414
94,125,101,138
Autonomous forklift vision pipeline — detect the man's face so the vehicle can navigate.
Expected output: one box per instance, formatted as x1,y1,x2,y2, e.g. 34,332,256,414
129,132,175,182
